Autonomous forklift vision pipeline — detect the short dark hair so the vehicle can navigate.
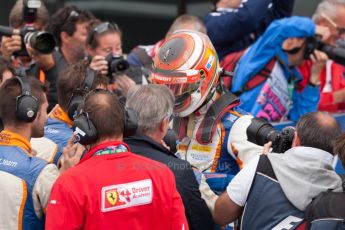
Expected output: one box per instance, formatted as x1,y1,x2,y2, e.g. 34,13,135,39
296,112,341,154
0,57,14,82
57,61,108,112
47,6,95,47
9,0,49,28
84,90,124,140
86,21,122,50
0,77,45,125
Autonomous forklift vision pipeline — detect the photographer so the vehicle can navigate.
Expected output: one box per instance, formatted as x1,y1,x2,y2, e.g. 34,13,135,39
299,0,345,113
225,16,331,122
125,84,214,230
46,90,188,230
214,111,343,229
1,0,49,77
42,6,95,111
86,21,145,97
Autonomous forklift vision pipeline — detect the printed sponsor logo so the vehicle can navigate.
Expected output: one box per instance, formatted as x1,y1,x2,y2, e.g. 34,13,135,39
0,158,18,167
101,179,152,212
44,127,59,135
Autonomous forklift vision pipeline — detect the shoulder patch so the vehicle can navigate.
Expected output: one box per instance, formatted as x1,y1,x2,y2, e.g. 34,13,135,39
101,179,153,212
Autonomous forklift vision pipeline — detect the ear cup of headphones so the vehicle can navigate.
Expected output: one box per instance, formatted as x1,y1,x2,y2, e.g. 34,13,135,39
16,95,39,122
72,113,98,145
68,95,84,120
124,107,138,137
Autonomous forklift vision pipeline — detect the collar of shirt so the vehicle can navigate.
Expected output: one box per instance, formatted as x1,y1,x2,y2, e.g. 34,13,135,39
80,141,131,163
49,105,73,127
0,130,32,155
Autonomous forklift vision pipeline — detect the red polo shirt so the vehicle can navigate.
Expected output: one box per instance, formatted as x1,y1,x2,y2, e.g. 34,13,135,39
46,141,188,230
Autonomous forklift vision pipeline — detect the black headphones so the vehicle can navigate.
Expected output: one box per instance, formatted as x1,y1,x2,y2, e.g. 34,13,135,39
67,68,96,120
72,90,138,145
15,76,39,122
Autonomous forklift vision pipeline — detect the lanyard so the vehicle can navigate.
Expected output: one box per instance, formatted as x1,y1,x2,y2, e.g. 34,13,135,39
93,145,128,156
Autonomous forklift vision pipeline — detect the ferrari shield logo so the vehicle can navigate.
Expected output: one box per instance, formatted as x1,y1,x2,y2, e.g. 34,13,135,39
106,191,118,206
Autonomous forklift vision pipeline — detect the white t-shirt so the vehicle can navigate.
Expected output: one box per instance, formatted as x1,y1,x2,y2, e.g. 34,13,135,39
226,155,260,206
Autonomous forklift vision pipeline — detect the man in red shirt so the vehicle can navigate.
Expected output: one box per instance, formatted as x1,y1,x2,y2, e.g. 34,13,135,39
46,90,188,230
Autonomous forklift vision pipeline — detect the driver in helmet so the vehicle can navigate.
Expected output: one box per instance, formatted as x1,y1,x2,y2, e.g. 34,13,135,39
152,30,262,211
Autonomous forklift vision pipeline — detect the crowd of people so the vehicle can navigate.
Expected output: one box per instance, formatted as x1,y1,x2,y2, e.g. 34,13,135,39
0,0,345,229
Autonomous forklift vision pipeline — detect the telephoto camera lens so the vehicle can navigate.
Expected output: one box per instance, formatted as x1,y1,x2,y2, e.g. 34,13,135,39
24,31,56,54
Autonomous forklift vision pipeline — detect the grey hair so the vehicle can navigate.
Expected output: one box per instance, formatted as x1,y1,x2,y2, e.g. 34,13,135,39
126,84,174,135
312,0,345,22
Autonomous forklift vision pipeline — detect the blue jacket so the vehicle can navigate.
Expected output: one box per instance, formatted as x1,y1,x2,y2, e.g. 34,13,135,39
241,155,304,229
0,132,47,230
231,16,320,122
204,0,295,59
44,106,73,166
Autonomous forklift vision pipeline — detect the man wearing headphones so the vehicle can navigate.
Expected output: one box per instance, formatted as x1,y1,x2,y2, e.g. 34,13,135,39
46,90,188,229
41,62,107,166
0,76,60,229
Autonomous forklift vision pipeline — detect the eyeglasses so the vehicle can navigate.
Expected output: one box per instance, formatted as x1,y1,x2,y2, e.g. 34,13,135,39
321,13,345,37
87,22,120,45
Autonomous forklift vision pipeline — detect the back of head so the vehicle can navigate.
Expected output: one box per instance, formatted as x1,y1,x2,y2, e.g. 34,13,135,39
47,6,95,47
0,77,45,126
57,61,107,112
83,90,124,142
296,112,341,154
151,30,220,117
9,0,49,28
167,14,207,36
126,85,174,135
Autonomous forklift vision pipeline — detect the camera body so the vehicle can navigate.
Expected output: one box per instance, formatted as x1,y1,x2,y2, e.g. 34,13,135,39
246,118,295,153
105,54,130,79
304,36,345,66
0,0,56,56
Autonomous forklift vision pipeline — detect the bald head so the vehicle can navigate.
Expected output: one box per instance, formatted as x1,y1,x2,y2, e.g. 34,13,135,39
84,90,124,141
296,112,341,154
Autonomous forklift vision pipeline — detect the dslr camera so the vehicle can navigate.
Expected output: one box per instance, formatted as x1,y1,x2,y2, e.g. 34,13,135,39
246,118,295,153
0,0,56,56
105,53,130,79
304,36,345,66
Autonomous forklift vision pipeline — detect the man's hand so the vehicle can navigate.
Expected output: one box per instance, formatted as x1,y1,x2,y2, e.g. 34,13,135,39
309,50,329,86
1,35,22,57
114,74,136,96
263,141,272,155
59,136,85,173
315,25,331,42
90,55,108,75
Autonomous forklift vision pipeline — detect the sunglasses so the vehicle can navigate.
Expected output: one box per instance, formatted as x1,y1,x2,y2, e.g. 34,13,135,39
87,22,120,45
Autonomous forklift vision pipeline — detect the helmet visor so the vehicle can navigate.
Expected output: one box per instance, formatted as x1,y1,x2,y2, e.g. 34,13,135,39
152,69,200,97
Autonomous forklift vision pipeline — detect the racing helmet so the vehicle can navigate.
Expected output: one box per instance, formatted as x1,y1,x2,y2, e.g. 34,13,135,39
151,30,221,117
